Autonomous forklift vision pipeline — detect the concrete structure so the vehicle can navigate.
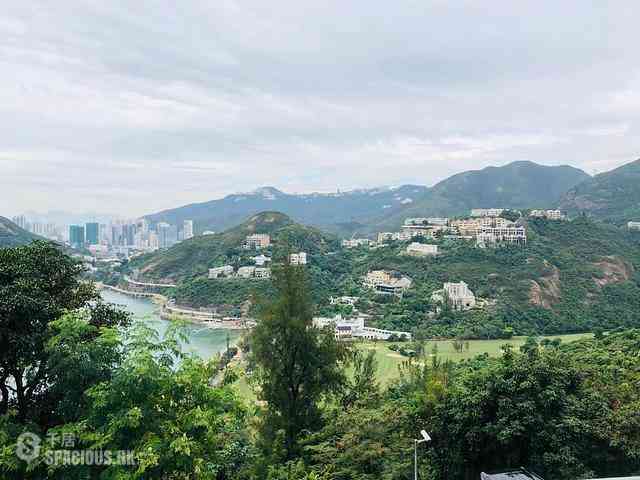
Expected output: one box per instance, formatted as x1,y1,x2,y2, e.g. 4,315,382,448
471,208,504,217
254,267,271,278
209,265,234,279
69,225,85,248
627,221,640,231
364,270,412,297
529,209,565,220
404,217,449,226
313,314,411,340
406,242,438,256
237,266,256,278
242,233,271,249
476,225,526,247
431,281,476,310
253,254,271,266
183,220,194,240
342,238,372,248
290,252,308,265
85,222,99,246
329,296,360,306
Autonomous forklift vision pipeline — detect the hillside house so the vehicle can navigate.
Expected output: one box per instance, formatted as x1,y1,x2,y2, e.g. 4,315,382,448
209,265,234,279
364,270,412,296
289,252,307,265
406,242,438,256
431,281,477,310
242,234,271,249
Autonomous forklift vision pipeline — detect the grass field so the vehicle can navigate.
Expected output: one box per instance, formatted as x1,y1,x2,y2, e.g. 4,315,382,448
232,333,593,399
354,333,593,385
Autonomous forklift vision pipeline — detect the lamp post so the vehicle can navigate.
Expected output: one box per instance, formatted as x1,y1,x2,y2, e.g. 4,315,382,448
414,429,431,480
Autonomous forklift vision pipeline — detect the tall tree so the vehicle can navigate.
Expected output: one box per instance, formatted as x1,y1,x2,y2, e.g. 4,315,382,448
250,261,347,460
0,241,129,426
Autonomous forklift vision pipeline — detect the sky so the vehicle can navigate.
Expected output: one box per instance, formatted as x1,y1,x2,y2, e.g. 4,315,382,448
2,1,640,217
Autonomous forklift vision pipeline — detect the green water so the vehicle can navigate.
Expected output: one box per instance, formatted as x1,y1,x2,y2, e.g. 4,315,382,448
100,289,241,359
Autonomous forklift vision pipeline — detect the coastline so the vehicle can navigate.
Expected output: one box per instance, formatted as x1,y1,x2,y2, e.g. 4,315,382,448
97,282,253,331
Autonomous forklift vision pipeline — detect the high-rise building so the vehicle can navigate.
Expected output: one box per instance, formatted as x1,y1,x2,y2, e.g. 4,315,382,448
69,225,85,248
157,222,171,249
183,220,194,240
12,215,26,229
85,223,99,245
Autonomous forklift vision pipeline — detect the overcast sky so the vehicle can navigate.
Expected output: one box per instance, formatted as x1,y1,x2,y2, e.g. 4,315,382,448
3,1,640,217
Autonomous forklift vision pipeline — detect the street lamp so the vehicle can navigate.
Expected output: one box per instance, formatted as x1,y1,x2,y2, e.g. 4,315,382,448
414,429,431,480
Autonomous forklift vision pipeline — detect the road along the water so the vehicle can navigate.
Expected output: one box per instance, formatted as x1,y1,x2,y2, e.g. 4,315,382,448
100,289,241,359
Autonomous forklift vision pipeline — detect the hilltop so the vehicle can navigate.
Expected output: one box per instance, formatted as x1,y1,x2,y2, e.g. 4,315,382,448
129,211,336,284
144,161,589,236
0,216,42,247
560,158,640,223
368,161,590,231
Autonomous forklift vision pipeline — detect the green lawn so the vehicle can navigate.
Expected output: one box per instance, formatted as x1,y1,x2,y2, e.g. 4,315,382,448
355,333,593,385
232,333,593,400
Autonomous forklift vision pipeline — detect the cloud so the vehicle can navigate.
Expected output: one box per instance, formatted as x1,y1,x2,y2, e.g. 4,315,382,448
1,1,640,216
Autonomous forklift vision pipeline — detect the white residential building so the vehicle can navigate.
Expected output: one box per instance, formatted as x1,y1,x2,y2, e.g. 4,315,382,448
183,220,194,240
471,208,505,218
253,254,271,266
363,270,412,297
406,242,439,256
242,234,271,249
627,221,640,231
529,209,565,220
254,267,271,278
313,314,411,340
208,265,234,279
290,252,308,265
476,225,527,247
431,281,477,310
342,238,372,248
237,266,256,278
329,296,360,306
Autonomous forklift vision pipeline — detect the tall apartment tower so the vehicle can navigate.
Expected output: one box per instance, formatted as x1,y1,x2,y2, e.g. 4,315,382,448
69,225,85,248
183,220,194,240
85,223,100,245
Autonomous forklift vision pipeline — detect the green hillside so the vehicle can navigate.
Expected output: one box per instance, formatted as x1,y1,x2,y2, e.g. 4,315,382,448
0,216,41,247
368,161,590,231
560,158,640,224
323,217,640,338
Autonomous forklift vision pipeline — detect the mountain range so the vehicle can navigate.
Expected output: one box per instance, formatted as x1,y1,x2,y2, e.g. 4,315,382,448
145,160,591,236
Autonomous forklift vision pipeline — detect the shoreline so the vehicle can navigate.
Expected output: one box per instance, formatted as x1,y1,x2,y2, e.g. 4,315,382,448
97,282,252,331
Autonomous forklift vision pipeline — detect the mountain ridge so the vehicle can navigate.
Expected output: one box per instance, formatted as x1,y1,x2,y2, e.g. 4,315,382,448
144,161,591,236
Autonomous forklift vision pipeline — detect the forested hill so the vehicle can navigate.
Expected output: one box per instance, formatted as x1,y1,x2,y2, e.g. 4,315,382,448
144,161,590,236
560,158,640,224
367,161,590,231
0,216,41,247
129,211,338,283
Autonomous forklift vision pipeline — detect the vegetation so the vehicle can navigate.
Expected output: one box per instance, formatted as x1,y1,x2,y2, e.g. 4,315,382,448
2,244,640,479
0,216,42,248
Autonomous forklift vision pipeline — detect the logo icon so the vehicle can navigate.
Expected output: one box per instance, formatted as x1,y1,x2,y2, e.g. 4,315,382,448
16,432,41,463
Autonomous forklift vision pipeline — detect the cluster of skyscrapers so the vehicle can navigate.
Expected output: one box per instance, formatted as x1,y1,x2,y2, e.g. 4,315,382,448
67,219,195,253
11,214,195,256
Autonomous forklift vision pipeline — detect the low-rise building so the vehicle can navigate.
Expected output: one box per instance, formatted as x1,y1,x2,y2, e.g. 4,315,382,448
470,208,505,217
242,233,271,249
363,270,412,297
476,225,527,247
313,314,411,340
627,221,640,231
431,281,477,310
290,252,307,265
254,267,271,278
237,266,256,278
342,238,373,248
329,296,360,306
406,242,438,256
209,265,234,279
252,254,271,266
530,209,565,220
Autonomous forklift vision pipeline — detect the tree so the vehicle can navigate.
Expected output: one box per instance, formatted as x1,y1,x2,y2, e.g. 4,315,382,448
250,262,347,460
0,242,129,426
